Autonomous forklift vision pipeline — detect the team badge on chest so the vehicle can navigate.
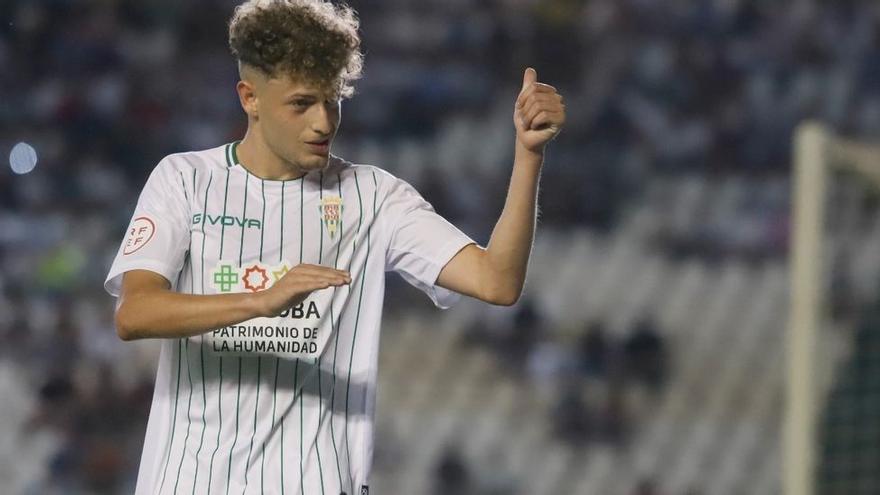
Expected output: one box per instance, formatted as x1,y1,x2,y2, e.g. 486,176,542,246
319,196,343,239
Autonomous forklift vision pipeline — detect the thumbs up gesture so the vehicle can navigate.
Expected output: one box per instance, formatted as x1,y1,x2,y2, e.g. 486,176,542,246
514,68,566,153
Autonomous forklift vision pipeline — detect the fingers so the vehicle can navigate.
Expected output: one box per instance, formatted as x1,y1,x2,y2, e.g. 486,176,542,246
269,264,352,299
291,264,351,282
294,274,351,291
519,96,565,130
518,93,563,124
295,277,345,294
265,277,338,315
530,110,565,130
295,273,349,286
516,77,565,131
521,67,537,91
294,263,348,275
520,93,562,112
259,264,352,317
269,270,348,311
516,82,559,109
522,107,565,131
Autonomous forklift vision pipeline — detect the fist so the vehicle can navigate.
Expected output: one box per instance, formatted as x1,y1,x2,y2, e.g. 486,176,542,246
514,68,566,153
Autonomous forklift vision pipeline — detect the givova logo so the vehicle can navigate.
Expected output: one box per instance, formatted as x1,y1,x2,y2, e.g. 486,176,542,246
193,212,261,229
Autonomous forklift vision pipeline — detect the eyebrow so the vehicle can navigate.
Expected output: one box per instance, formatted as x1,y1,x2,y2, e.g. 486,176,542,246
287,93,319,100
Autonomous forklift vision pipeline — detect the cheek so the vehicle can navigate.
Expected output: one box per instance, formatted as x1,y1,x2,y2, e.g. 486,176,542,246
265,112,305,139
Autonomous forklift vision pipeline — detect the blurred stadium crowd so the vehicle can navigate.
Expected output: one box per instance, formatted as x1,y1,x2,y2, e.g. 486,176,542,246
1,0,880,493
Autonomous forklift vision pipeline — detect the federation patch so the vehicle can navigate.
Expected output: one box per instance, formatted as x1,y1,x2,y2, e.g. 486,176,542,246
319,195,343,239
123,216,156,255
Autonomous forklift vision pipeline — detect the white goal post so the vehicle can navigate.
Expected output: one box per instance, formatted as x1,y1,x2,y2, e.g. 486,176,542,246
786,121,880,495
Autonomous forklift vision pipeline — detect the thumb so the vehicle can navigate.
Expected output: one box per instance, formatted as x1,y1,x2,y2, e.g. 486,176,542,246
521,67,537,91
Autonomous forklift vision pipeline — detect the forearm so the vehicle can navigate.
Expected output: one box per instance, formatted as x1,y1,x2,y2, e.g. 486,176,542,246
437,68,562,305
116,289,264,341
482,141,543,304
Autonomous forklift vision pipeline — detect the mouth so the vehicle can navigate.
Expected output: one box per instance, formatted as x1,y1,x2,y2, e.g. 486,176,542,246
306,139,330,155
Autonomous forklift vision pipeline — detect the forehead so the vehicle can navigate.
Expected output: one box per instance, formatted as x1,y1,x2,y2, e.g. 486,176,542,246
264,73,336,99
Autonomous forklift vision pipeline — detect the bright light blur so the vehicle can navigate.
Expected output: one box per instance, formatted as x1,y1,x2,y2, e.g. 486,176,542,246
9,142,37,175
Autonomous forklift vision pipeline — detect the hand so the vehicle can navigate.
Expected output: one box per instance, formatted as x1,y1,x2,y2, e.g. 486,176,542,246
255,264,351,317
514,68,566,153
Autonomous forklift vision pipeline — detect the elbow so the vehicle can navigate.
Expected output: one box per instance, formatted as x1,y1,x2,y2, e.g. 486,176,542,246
114,304,140,342
481,270,525,306
487,286,523,307
474,256,525,306
492,295,520,307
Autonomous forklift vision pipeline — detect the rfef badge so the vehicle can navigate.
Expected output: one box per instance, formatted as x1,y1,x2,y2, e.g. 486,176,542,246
123,216,156,255
319,196,343,239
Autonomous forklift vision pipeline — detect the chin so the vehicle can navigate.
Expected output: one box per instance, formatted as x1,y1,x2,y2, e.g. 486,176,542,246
302,155,330,170
288,153,328,172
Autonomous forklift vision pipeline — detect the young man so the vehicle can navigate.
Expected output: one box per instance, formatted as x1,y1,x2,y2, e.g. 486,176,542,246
105,0,565,494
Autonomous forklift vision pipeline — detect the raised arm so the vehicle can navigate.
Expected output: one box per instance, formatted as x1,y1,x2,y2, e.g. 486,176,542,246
436,67,565,306
114,265,350,341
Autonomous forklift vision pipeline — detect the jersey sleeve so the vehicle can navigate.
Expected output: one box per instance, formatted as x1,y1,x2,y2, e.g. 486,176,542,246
382,175,475,309
104,157,191,297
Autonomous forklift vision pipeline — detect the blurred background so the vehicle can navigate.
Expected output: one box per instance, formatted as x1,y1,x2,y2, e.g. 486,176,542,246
2,0,880,494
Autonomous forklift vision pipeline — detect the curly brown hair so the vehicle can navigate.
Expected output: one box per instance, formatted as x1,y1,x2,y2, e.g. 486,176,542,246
228,0,363,98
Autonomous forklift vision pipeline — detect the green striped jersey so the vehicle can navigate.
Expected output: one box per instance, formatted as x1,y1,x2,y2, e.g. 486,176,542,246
104,142,475,495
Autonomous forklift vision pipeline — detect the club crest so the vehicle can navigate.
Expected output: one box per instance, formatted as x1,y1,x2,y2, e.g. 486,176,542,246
319,196,343,239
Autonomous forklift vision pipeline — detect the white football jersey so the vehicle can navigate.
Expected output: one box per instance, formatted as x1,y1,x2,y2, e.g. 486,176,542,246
105,142,475,495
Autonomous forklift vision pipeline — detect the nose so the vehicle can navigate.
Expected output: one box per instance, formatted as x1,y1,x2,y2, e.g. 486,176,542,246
312,102,336,136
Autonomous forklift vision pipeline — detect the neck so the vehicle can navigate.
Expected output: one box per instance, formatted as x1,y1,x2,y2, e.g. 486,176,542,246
236,128,307,181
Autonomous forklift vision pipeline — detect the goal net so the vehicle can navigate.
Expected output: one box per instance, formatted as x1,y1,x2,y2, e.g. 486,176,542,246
787,122,880,495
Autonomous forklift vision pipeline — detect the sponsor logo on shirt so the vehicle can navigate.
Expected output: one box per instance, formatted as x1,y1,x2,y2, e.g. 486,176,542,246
207,260,327,358
242,264,270,292
123,216,156,255
192,212,262,229
212,262,295,293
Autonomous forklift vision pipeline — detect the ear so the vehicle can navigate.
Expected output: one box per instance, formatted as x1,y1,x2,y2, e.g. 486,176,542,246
236,79,259,119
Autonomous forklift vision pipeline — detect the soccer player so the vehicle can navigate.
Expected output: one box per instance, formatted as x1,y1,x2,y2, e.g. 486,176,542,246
104,0,565,494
